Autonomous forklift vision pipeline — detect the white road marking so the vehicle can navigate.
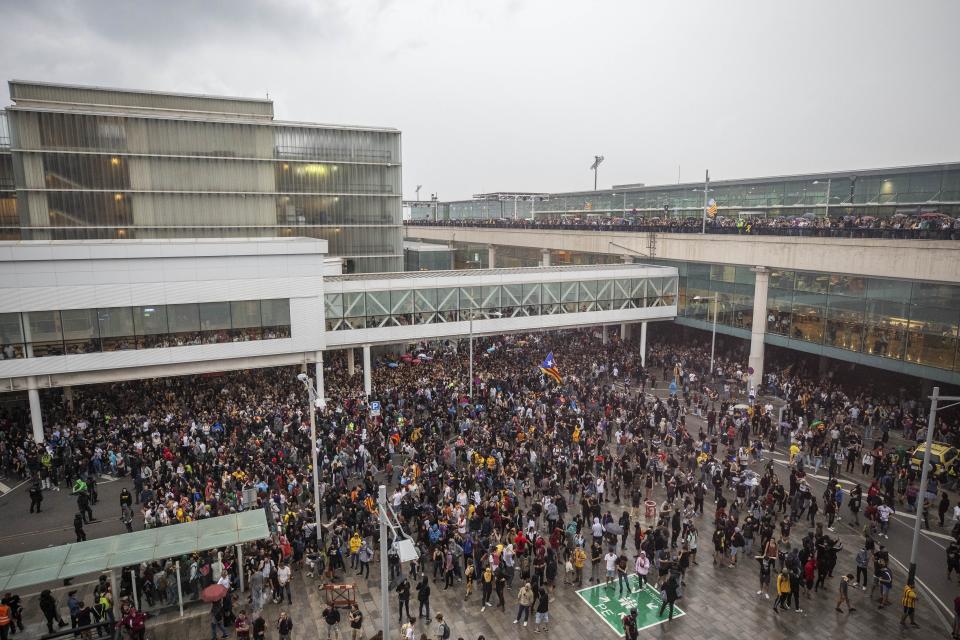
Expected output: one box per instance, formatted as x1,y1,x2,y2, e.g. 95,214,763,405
887,554,952,632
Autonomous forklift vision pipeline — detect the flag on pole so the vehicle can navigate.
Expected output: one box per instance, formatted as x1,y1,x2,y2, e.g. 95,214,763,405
539,352,562,384
707,198,718,217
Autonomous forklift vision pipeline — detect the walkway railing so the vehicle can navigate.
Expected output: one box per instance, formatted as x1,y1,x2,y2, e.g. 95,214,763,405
405,219,960,240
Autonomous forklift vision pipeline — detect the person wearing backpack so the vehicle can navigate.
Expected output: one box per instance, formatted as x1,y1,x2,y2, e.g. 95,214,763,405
434,613,450,640
347,604,363,640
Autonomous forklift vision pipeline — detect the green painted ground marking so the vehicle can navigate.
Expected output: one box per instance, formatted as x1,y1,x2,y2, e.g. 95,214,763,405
575,574,686,635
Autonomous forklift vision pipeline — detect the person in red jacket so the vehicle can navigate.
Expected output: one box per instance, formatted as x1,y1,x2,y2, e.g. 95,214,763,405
514,531,528,556
803,557,816,597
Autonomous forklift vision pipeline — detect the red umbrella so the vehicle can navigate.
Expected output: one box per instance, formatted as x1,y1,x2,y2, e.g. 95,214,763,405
201,584,228,603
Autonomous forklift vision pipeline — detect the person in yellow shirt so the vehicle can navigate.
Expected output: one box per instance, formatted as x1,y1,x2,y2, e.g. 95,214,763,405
774,568,791,613
789,443,800,464
572,545,587,586
900,583,919,627
348,532,362,570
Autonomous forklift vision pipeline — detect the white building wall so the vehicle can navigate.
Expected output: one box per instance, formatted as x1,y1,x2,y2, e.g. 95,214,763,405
0,238,327,385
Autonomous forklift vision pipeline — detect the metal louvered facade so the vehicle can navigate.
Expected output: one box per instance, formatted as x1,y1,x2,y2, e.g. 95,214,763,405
2,80,402,273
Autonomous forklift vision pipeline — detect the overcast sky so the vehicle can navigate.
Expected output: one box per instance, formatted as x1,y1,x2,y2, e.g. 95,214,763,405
2,0,958,199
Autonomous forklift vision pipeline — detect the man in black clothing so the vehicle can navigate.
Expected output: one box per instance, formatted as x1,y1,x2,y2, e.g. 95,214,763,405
417,576,431,619
29,483,43,514
622,608,639,640
395,578,411,623
73,513,86,542
77,491,94,524
322,604,340,638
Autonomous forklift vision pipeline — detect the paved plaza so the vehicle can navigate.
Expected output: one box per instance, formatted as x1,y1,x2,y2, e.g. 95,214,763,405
4,389,955,640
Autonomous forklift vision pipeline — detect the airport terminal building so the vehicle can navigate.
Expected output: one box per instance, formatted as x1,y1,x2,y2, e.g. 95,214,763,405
0,80,403,273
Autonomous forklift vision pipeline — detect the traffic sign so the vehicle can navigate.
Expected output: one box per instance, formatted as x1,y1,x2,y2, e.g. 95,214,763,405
575,577,685,635
369,401,381,417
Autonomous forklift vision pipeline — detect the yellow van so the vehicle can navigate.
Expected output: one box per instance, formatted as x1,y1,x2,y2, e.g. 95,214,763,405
910,442,959,474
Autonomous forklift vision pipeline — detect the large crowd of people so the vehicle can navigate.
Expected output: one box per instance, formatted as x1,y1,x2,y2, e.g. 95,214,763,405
0,326,957,639
407,213,960,240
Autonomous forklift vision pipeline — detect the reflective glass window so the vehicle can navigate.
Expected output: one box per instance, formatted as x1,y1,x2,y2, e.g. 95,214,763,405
230,301,262,329
169,304,201,333
825,297,865,352
0,313,25,359
97,307,135,351
866,278,912,302
768,270,796,291
25,311,63,356
61,309,99,354
795,272,829,293
134,306,170,335
199,302,232,330
261,299,291,327
790,303,825,343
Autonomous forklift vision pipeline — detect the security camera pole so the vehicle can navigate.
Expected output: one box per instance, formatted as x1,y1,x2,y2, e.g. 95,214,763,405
297,370,325,543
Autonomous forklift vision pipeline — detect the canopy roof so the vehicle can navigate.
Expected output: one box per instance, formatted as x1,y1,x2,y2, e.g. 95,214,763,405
0,510,268,592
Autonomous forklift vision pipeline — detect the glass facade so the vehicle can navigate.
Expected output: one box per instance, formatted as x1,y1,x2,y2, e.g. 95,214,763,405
324,276,677,331
4,83,403,272
657,259,960,373
431,164,960,221
404,247,453,271
0,299,290,360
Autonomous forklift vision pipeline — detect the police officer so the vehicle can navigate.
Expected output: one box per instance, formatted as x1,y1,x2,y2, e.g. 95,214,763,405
28,482,43,514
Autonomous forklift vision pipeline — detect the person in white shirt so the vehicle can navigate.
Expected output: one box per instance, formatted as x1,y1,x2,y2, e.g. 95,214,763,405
591,518,604,540
877,503,894,538
604,551,618,587
277,562,292,604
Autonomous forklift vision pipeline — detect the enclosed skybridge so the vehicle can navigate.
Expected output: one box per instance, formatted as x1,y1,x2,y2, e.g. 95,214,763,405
0,239,676,442
322,263,678,349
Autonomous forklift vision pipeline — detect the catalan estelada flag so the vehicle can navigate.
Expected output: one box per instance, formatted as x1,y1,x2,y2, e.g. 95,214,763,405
539,352,562,384
707,198,718,217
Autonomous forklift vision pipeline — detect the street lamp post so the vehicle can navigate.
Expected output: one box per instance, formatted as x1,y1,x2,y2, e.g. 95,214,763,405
296,372,325,542
701,169,710,233
693,295,719,378
909,387,960,586
813,178,832,218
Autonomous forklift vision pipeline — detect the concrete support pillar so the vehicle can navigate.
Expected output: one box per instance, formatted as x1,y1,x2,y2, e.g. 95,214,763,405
363,345,372,397
748,266,770,393
236,544,244,592
27,378,43,443
487,245,496,269
639,321,648,368
540,250,551,267
63,385,74,412
301,360,308,374
347,348,355,377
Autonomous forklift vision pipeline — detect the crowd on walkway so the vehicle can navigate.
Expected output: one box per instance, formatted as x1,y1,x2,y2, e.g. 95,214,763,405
406,213,960,240
0,327,957,639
